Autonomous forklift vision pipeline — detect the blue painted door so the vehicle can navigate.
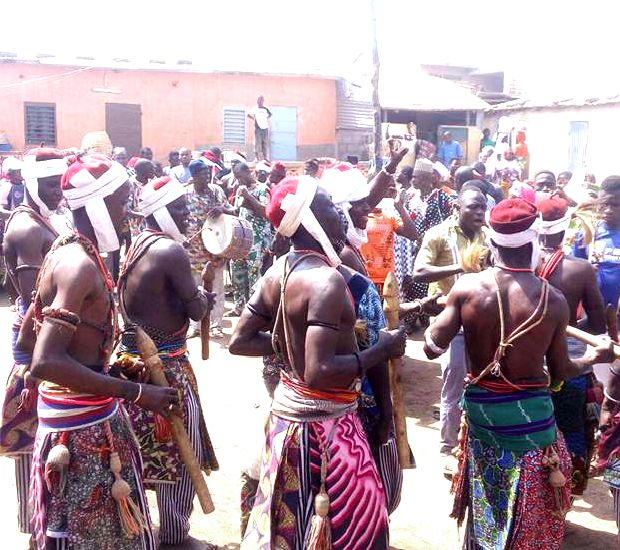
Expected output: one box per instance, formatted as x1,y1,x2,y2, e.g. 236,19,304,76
568,121,588,172
270,106,297,161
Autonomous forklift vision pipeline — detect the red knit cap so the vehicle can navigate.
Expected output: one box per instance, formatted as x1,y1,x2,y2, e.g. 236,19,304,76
266,176,299,229
537,196,569,222
489,198,539,234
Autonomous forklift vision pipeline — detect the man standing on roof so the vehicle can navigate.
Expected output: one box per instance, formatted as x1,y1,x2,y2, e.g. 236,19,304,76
248,95,272,161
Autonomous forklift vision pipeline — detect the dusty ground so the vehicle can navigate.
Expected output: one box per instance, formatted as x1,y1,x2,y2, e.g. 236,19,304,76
0,301,617,549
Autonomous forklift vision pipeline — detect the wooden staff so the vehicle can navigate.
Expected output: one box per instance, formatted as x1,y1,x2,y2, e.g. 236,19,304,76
201,261,215,360
134,326,215,514
382,271,414,469
565,325,620,360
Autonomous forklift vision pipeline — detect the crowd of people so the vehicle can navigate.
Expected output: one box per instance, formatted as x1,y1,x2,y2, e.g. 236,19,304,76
0,129,617,550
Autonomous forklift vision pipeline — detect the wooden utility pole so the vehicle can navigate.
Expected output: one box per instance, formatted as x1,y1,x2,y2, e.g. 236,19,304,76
370,0,382,171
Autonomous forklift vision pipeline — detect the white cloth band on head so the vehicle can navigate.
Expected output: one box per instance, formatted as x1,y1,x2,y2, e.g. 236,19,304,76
84,198,120,253
539,213,572,235
153,208,185,243
433,161,450,180
63,161,128,209
320,166,369,205
278,178,319,238
139,180,186,217
486,216,540,248
22,157,67,218
278,178,342,267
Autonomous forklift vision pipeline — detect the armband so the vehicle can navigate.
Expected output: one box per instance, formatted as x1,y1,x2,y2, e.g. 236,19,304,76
247,303,272,321
381,166,396,177
307,319,340,331
41,306,81,331
424,327,447,356
610,364,620,377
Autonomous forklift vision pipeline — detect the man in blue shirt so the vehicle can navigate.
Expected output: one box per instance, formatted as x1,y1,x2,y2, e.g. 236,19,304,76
438,131,463,168
573,176,620,310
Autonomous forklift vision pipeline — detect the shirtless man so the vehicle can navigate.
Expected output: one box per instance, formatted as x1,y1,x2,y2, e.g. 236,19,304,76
28,154,177,550
117,176,218,547
0,148,65,536
538,195,606,494
229,176,406,549
424,198,612,549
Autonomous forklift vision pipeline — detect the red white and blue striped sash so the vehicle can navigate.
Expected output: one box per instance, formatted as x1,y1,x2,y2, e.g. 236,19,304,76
37,385,119,432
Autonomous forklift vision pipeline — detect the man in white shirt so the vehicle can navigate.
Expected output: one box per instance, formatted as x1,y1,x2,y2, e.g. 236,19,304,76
247,95,272,161
171,147,192,184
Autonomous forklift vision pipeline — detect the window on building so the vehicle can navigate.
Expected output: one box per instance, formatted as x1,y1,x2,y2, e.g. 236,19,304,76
24,102,57,145
223,108,246,144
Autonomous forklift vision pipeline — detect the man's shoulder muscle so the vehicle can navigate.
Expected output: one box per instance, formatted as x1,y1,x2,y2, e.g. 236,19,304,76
49,247,101,298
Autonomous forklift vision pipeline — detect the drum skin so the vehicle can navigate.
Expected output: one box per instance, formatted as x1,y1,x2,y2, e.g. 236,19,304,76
201,215,254,259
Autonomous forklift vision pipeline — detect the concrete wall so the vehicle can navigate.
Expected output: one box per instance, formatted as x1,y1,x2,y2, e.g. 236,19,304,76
484,104,620,179
0,63,337,162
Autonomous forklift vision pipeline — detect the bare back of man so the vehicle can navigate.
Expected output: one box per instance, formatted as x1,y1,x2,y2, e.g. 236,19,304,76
539,250,605,330
444,268,591,384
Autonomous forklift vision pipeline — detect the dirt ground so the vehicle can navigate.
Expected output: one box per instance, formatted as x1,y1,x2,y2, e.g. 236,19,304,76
0,303,617,549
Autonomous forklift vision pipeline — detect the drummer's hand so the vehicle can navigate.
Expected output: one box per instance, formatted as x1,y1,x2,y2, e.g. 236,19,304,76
206,206,225,220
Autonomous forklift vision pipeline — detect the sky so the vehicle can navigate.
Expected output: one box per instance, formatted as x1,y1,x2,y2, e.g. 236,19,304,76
2,0,619,98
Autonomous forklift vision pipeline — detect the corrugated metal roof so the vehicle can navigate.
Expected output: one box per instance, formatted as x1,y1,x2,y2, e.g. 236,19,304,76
336,80,374,130
0,52,339,80
379,70,489,111
488,94,620,112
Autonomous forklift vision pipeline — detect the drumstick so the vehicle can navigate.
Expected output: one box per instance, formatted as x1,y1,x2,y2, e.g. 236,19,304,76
565,325,620,360
134,326,215,514
201,262,215,360
382,272,414,469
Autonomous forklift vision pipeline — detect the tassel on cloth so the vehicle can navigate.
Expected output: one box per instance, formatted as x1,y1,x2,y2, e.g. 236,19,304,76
44,431,70,496
17,371,36,413
542,445,571,517
104,422,146,538
307,438,333,550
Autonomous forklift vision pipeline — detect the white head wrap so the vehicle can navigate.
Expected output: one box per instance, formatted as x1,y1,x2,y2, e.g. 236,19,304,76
486,212,541,270
138,177,187,243
320,163,370,249
21,155,68,218
63,157,128,252
255,161,271,173
539,212,572,235
276,176,341,267
432,161,450,181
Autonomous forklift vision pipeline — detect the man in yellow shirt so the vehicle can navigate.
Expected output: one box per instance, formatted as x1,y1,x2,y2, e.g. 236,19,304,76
413,185,488,467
